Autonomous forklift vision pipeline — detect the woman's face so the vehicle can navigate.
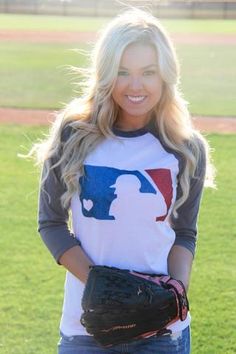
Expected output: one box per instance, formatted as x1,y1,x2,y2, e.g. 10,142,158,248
112,42,163,130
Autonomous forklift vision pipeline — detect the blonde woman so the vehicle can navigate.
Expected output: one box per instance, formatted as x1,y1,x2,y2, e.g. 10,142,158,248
35,8,215,354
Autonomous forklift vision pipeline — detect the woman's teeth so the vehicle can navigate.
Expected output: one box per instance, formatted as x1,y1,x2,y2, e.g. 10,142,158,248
127,95,146,103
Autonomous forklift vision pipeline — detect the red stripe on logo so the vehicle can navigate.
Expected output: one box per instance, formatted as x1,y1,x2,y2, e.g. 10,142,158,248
145,169,173,221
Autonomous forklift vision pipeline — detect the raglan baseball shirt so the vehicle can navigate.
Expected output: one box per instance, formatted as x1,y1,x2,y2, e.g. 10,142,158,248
38,124,206,336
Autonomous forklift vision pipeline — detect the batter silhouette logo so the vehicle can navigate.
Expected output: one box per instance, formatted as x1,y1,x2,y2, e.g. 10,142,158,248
79,165,173,222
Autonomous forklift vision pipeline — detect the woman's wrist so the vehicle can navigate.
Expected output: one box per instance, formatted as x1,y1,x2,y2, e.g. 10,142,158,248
59,245,93,283
168,245,193,293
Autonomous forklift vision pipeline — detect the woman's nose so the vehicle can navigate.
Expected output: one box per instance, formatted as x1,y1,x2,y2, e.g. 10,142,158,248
129,76,143,90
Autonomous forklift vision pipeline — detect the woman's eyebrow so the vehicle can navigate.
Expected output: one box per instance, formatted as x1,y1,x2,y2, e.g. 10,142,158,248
119,64,158,70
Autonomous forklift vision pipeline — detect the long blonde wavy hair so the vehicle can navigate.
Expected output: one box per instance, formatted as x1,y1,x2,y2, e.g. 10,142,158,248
31,8,215,216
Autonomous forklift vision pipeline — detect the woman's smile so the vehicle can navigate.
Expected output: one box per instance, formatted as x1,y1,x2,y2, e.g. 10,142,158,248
126,95,147,104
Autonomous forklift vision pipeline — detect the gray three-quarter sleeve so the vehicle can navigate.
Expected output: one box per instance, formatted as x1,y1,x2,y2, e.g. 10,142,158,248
170,140,207,256
38,125,80,263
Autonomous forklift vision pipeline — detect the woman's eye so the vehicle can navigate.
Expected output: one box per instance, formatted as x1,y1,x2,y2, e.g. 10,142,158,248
118,71,129,76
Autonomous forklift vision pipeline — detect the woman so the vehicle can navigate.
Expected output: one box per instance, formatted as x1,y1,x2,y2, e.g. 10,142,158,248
35,8,215,354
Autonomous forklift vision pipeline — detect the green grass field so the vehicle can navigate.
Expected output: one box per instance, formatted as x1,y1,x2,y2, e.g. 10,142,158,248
0,14,235,116
0,12,236,354
0,14,236,33
0,42,88,109
0,41,235,116
0,125,235,354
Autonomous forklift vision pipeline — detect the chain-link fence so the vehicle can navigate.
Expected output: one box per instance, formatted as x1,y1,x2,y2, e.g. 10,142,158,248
0,0,236,18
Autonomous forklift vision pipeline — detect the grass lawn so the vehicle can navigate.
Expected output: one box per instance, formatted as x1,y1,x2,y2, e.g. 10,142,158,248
0,15,235,116
0,40,235,116
177,44,236,116
0,14,110,32
0,14,236,33
0,124,235,353
0,42,89,110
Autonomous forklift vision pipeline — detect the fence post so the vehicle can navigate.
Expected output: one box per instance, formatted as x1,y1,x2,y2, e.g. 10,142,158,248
93,0,99,17
34,0,38,15
61,0,70,16
62,1,66,16
4,0,9,13
191,0,196,19
223,1,228,19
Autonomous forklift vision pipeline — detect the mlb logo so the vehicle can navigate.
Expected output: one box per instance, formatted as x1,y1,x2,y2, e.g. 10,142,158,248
79,165,173,222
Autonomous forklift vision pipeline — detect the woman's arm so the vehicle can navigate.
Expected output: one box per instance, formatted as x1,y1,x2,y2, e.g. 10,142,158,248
39,164,93,283
38,144,94,283
169,137,207,291
59,245,93,283
167,245,193,292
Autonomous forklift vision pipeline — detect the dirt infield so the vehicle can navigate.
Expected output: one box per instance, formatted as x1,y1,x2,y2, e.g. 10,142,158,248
1,30,236,45
0,107,235,133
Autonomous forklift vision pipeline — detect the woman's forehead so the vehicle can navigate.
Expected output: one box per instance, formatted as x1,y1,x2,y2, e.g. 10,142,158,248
119,42,158,68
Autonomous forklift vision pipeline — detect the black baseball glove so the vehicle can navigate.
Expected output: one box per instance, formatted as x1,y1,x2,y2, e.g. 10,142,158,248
80,265,189,347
